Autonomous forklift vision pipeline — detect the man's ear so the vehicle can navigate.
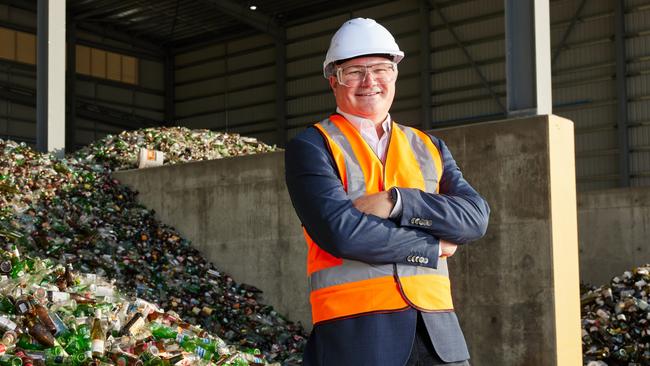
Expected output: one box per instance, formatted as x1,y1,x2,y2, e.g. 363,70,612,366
328,76,337,95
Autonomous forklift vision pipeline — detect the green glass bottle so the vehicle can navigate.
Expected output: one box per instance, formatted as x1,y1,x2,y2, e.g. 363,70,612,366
150,324,177,340
229,358,248,366
194,345,214,361
0,354,21,366
139,346,162,366
16,334,46,351
70,352,90,366
9,260,25,279
195,338,217,353
175,333,196,352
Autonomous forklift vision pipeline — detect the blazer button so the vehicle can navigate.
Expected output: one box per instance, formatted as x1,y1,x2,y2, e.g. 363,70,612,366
423,258,429,264
407,256,412,262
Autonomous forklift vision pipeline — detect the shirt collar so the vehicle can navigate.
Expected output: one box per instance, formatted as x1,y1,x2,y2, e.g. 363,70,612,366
336,107,392,136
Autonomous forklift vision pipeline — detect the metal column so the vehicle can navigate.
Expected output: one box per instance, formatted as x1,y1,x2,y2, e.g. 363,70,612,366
419,0,432,130
66,20,76,152
275,34,287,147
164,49,176,126
615,0,630,187
505,0,552,116
36,0,66,156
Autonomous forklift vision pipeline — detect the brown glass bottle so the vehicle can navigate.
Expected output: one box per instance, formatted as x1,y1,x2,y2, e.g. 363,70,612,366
31,299,57,335
64,264,75,287
24,317,55,348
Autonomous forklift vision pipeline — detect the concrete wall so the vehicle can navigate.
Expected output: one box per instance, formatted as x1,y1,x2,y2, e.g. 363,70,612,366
113,151,310,328
578,187,650,285
113,115,583,366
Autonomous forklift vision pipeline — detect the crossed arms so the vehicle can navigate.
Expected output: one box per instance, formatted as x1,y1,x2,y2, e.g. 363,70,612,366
285,128,490,270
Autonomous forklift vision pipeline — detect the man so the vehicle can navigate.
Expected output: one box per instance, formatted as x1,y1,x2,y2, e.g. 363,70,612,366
285,18,490,366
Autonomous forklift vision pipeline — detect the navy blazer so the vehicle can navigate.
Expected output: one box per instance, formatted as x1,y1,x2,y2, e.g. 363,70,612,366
285,124,490,365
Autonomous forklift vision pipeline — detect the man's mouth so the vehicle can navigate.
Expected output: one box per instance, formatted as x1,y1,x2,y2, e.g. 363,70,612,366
356,91,381,96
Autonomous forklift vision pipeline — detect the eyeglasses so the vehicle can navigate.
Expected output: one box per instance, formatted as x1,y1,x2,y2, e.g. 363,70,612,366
335,62,398,87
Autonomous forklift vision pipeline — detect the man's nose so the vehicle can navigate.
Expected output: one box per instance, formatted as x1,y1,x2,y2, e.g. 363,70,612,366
360,69,377,86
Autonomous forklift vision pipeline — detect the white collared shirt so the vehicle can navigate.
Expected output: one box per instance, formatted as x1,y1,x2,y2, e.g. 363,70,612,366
337,108,392,163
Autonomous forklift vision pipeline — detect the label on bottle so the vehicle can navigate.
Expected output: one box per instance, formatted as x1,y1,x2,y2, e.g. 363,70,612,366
163,343,179,352
0,316,17,331
92,339,105,354
94,286,114,298
196,346,209,358
48,291,71,303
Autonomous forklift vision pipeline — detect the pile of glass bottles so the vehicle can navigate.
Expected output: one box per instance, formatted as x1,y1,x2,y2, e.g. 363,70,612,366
74,127,278,171
0,136,305,365
0,246,275,365
581,265,650,365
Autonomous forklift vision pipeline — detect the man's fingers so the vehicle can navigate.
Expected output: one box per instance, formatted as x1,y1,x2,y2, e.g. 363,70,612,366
440,240,458,257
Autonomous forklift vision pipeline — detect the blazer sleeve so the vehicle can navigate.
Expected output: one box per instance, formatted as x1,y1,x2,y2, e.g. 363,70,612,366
285,128,441,269
397,135,490,244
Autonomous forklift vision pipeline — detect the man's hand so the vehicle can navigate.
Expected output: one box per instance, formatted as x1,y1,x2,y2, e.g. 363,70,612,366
353,191,393,219
353,192,458,257
440,239,458,257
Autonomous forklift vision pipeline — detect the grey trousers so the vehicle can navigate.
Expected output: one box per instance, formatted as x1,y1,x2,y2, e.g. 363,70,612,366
404,313,470,366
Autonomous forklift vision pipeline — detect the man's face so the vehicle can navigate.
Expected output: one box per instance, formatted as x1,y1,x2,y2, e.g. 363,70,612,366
329,56,397,123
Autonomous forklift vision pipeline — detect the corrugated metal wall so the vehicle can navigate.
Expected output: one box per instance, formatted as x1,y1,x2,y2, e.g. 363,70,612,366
0,3,164,149
174,35,278,144
2,0,649,191
552,0,618,191
626,0,650,188
175,0,650,191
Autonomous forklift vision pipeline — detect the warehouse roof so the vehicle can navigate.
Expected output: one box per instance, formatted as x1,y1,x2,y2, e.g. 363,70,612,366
9,0,396,51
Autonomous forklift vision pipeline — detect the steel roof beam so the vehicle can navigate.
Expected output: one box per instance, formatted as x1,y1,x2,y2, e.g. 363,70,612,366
551,0,587,67
0,0,163,54
505,0,552,116
74,1,138,20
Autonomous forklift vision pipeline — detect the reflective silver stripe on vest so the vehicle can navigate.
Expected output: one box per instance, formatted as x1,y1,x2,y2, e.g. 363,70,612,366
310,258,449,291
309,260,393,291
317,118,367,201
397,125,439,193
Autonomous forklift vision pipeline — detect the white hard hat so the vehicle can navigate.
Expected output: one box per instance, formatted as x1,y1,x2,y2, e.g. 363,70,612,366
323,18,404,78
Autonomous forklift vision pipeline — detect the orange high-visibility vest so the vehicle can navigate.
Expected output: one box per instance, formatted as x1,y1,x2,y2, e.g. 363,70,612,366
304,114,454,325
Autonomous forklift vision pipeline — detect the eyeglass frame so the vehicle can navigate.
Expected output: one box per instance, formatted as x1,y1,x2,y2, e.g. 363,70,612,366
334,61,398,87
